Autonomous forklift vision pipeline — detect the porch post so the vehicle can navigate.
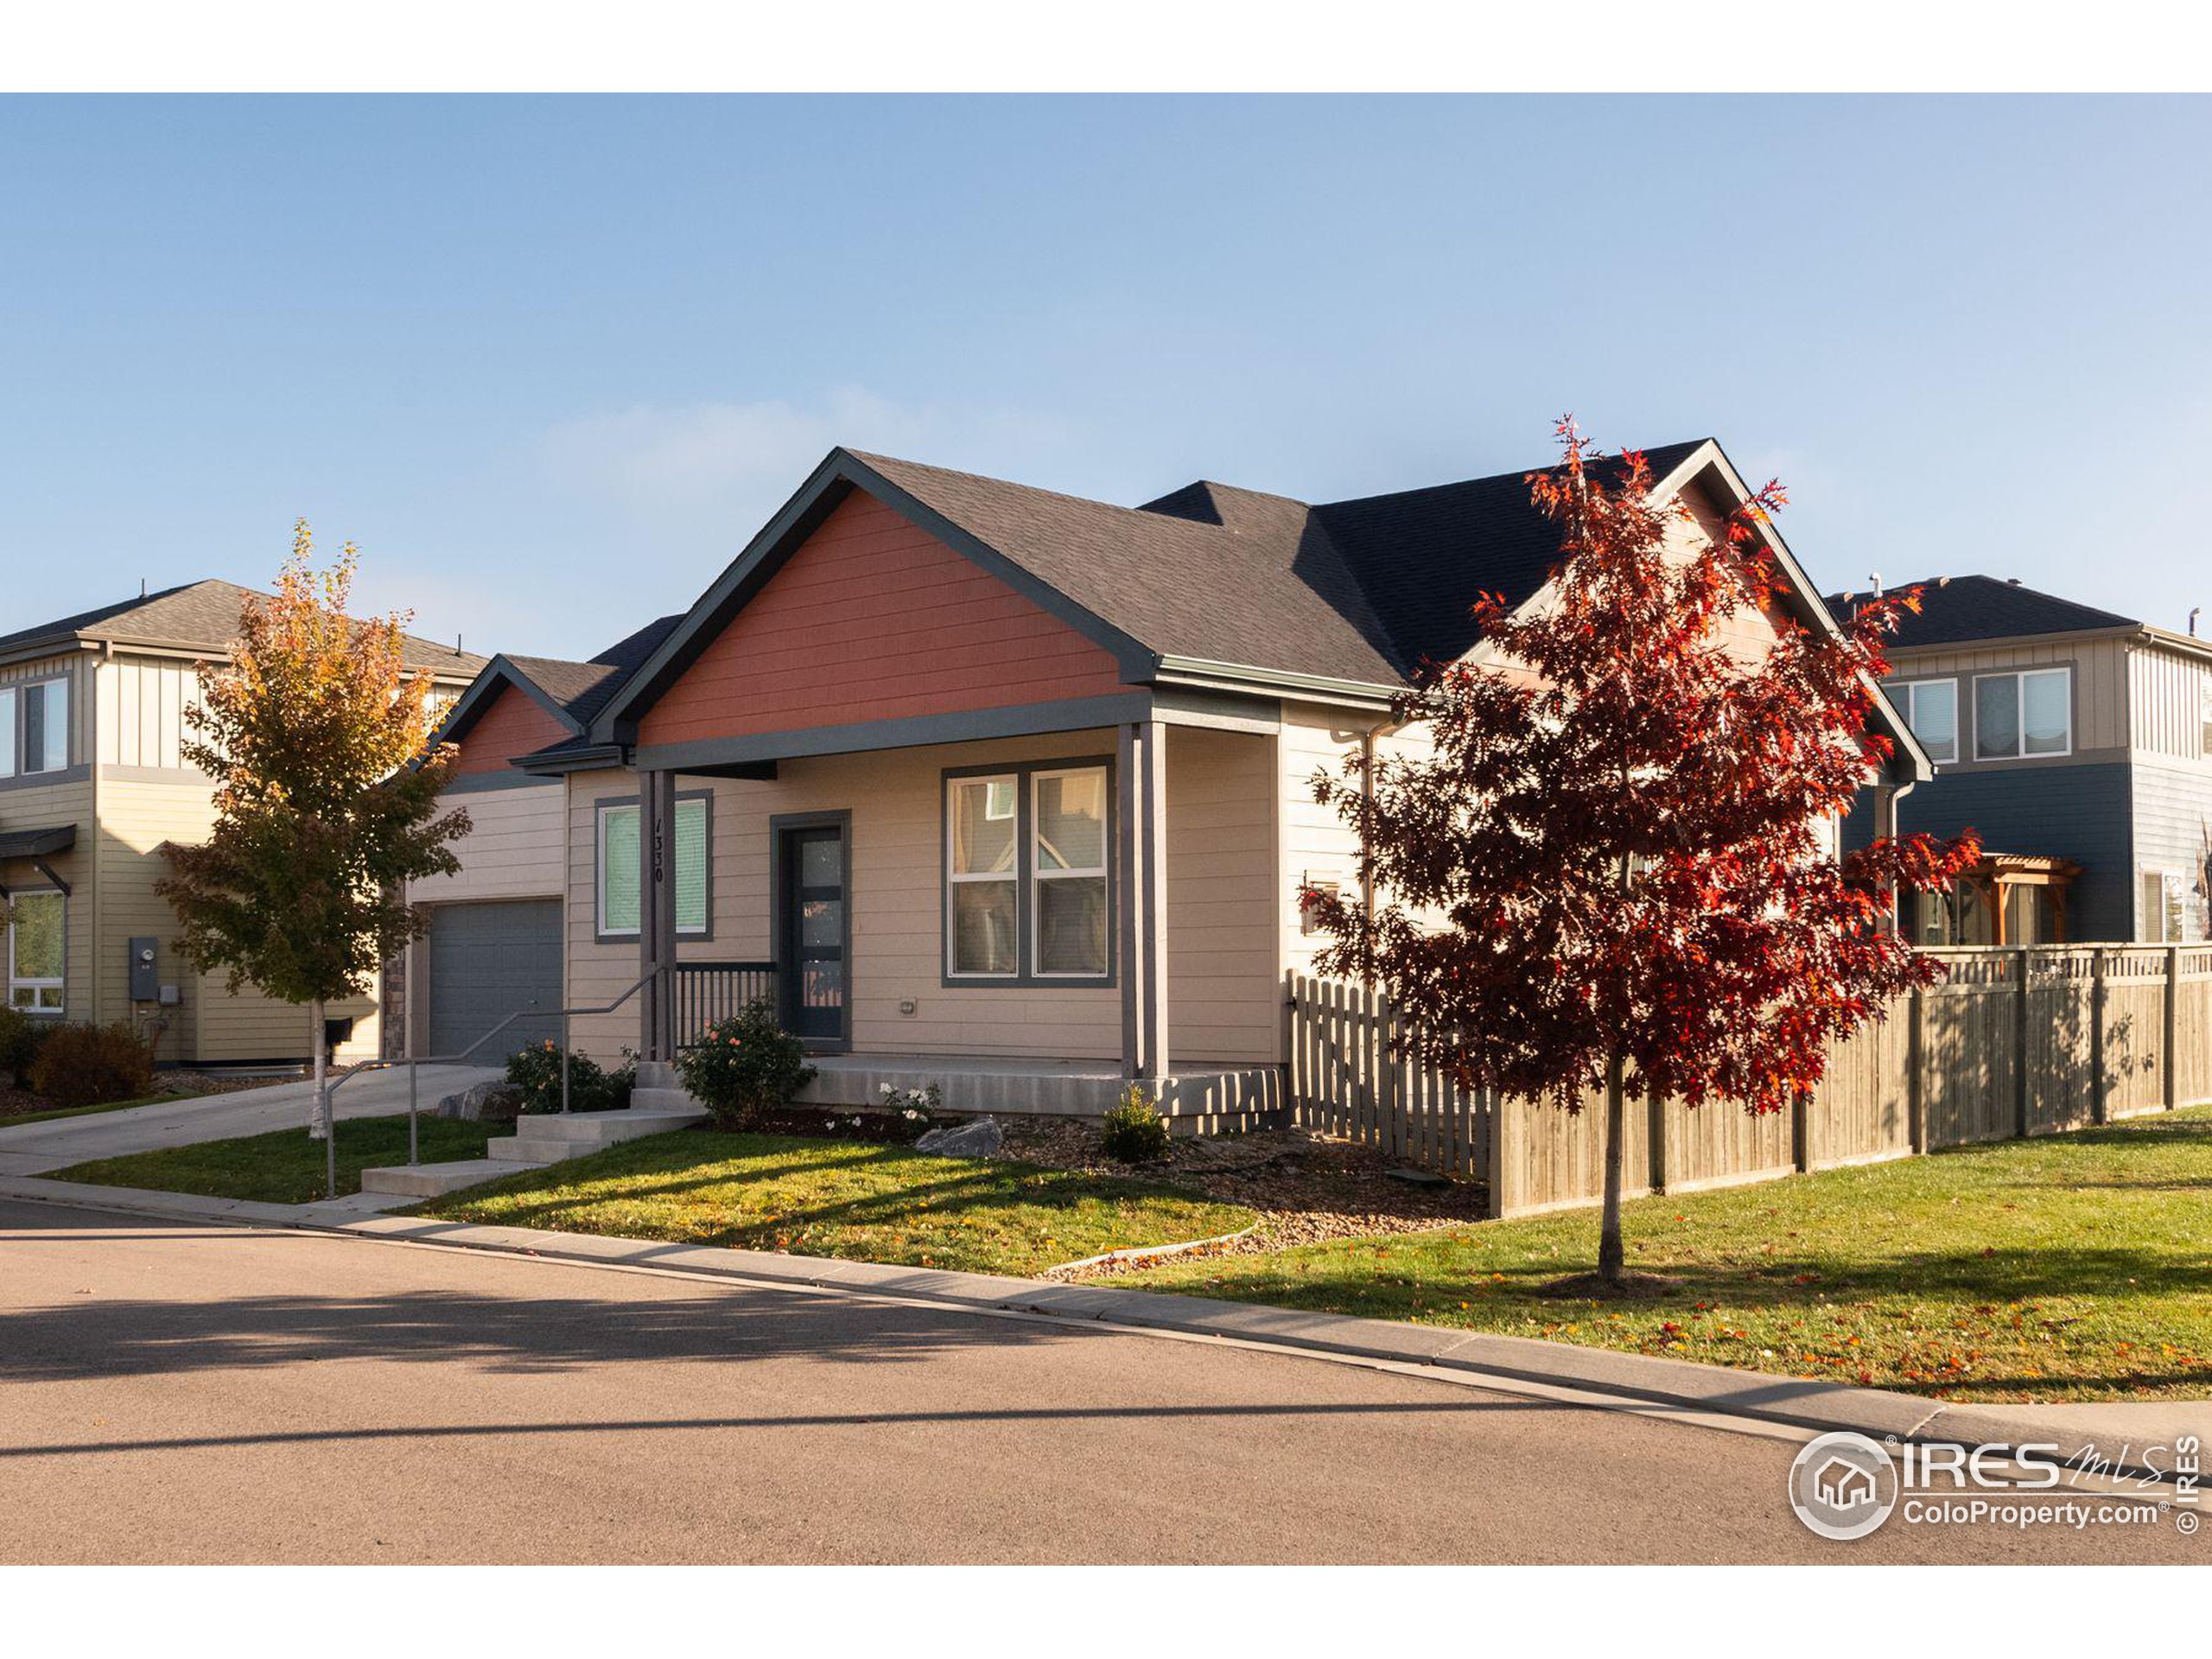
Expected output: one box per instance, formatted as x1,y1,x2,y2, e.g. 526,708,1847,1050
638,767,679,1063
1139,718,1170,1084
1117,722,1144,1080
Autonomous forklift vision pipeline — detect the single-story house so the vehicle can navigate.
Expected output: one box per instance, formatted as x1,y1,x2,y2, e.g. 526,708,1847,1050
418,439,1926,1122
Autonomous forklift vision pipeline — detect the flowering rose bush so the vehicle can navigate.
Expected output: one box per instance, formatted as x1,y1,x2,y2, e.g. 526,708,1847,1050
676,999,816,1130
505,1039,637,1114
876,1082,942,1142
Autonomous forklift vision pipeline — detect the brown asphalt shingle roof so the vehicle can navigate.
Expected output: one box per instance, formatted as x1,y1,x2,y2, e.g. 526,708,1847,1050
0,579,487,677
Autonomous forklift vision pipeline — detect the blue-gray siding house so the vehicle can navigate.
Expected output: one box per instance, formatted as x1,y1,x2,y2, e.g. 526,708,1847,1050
1837,575,2212,944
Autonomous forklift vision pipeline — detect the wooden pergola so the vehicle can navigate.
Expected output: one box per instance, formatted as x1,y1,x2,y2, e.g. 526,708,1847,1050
1956,853,2083,945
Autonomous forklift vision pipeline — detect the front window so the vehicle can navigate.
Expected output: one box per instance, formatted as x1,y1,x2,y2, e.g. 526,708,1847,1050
2141,870,2197,944
1033,768,1109,976
6,891,64,1014
947,775,1019,976
1974,668,2070,760
1897,678,1957,764
597,797,709,937
945,761,1111,982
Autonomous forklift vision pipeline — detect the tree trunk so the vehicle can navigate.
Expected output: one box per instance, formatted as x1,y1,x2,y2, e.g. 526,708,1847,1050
1599,1048,1626,1283
308,997,329,1141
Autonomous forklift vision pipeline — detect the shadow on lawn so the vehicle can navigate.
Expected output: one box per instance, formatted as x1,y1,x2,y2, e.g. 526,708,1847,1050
448,1140,1229,1243
1456,1244,2212,1309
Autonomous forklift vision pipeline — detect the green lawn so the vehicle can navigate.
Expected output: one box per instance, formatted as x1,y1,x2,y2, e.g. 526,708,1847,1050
416,1129,1258,1277
1,1093,172,1128
1120,1106,2212,1404
50,1114,499,1204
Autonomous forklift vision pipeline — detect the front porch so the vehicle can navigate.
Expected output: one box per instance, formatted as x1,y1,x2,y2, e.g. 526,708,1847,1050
588,711,1296,1132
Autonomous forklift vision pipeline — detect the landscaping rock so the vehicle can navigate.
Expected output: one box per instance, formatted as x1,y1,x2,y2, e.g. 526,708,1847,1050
436,1080,524,1122
913,1116,1003,1159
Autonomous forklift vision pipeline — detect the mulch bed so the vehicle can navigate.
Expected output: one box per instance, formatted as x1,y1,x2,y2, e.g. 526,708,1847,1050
994,1116,1488,1268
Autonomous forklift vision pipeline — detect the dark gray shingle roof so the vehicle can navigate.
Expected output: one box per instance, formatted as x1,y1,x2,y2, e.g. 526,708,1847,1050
1826,575,2138,650
855,439,1715,684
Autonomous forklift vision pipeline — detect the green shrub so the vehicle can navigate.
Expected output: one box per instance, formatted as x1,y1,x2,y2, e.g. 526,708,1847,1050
677,1000,816,1130
1100,1084,1172,1163
0,1006,55,1087
28,1021,156,1108
505,1040,636,1114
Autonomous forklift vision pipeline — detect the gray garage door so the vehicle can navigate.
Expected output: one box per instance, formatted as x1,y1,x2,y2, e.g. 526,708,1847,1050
428,900,563,1058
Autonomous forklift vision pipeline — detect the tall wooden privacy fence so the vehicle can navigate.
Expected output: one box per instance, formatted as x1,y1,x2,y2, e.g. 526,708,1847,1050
1287,944,2212,1218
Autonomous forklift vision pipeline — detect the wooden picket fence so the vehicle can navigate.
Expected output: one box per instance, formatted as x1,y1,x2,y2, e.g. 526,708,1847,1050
1287,944,2212,1217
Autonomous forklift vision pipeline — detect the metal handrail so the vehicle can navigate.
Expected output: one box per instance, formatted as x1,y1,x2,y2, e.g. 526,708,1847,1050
315,969,660,1197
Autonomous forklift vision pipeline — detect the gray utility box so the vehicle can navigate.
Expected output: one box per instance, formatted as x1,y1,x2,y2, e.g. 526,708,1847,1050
129,938,161,1002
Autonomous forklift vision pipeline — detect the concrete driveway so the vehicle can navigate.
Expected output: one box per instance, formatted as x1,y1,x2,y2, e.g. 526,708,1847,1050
1,1197,2197,1566
0,1065,503,1178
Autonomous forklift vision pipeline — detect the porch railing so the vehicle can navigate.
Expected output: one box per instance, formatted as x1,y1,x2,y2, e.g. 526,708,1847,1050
672,960,779,1049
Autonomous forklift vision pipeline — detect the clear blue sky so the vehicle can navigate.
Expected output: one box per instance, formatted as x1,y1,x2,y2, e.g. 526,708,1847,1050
4,95,2208,661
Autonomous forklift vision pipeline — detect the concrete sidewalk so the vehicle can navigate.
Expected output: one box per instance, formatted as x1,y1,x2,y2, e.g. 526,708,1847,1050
0,1065,503,1178
3,1173,2202,1479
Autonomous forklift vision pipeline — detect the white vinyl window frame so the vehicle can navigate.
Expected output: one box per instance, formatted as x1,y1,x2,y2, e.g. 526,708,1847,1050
594,797,711,941
1029,765,1111,981
0,677,72,779
1894,677,1959,765
6,888,66,1015
942,760,1114,986
944,772,1023,982
1971,666,2073,761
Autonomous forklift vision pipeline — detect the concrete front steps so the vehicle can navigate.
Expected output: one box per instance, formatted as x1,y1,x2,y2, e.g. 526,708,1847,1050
360,1065,709,1198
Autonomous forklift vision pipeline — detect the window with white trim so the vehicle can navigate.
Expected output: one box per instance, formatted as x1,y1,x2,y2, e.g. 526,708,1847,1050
1895,678,1957,765
1974,667,2071,760
596,797,709,938
6,890,65,1014
1033,767,1109,976
945,762,1111,982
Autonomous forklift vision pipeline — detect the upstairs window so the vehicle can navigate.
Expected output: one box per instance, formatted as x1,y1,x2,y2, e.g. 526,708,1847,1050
1896,678,1958,764
1974,668,2071,760
596,797,709,938
0,678,70,779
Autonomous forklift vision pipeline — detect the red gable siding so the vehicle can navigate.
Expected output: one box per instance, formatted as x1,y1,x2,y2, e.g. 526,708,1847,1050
452,683,571,775
639,489,1130,745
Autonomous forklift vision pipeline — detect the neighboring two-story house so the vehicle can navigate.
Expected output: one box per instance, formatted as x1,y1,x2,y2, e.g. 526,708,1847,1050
0,581,484,1065
1835,575,2212,945
413,439,1926,1124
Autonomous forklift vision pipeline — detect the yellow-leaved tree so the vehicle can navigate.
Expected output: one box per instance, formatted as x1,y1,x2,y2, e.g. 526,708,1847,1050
157,523,471,1147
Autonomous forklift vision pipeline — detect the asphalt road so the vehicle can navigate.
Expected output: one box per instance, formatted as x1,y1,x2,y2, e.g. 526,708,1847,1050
0,1199,2196,1565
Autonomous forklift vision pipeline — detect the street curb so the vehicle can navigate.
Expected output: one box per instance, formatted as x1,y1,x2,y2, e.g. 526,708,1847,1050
7,1176,2202,1481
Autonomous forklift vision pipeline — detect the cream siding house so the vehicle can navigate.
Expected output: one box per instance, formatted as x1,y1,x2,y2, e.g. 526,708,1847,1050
0,582,484,1065
423,439,1921,1128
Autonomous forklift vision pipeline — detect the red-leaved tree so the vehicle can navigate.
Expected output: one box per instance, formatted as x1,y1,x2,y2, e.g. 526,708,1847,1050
1304,422,1979,1285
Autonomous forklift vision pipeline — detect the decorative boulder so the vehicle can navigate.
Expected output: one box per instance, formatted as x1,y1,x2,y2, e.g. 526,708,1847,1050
913,1116,1002,1159
436,1080,524,1122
